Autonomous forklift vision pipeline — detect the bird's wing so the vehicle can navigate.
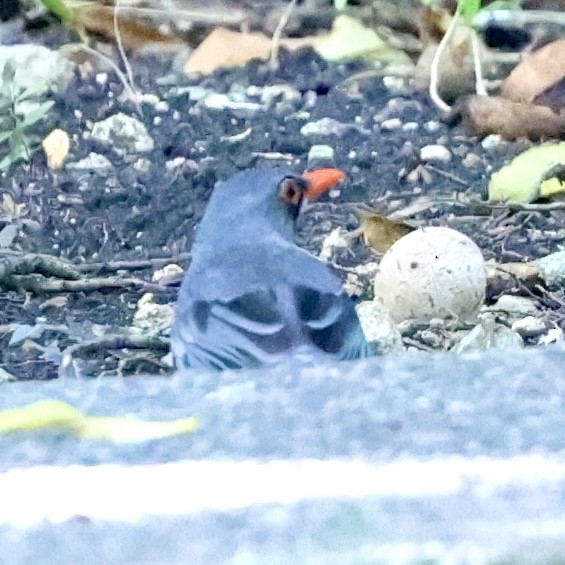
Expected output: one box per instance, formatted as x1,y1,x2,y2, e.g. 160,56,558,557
292,284,375,361
172,245,374,370
172,285,295,370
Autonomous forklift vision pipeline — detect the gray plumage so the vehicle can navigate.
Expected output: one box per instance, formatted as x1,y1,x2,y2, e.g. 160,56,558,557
171,168,375,371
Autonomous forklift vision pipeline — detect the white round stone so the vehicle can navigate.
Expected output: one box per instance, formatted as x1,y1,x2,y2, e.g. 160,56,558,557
374,227,486,322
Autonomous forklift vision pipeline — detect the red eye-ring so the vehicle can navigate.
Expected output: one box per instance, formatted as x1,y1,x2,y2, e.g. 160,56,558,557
279,178,303,206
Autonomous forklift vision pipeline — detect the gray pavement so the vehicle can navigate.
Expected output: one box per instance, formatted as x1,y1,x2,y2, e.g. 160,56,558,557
0,345,564,563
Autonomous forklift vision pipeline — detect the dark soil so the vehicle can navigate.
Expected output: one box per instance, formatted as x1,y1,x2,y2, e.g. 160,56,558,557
1,30,563,380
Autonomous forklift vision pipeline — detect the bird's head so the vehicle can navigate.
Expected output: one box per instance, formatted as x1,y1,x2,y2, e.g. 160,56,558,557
194,167,346,246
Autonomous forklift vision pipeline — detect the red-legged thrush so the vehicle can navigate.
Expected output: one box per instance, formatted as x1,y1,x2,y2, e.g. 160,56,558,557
172,167,375,370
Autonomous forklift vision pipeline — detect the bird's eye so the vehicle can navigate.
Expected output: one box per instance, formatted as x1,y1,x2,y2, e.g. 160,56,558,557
278,177,304,207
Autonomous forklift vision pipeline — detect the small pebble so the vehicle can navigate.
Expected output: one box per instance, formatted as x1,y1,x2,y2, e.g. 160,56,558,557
420,145,452,163
307,145,335,168
481,134,504,150
380,118,402,131
462,153,481,168
511,316,546,337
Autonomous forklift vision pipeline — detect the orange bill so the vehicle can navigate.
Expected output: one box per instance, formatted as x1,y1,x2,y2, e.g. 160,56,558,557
302,168,346,201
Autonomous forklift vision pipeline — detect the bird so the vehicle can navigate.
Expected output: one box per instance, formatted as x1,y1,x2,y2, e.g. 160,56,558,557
171,166,375,371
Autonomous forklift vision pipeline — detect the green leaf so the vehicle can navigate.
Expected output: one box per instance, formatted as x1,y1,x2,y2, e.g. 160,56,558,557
16,85,46,102
0,138,29,171
20,101,54,128
1,60,16,85
458,0,482,22
0,130,13,144
39,0,74,22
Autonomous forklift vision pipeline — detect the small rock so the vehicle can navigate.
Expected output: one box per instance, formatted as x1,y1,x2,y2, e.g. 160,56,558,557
402,122,419,131
539,327,564,345
424,120,441,132
0,45,74,95
133,158,151,173
536,251,565,283
153,264,184,284
511,316,546,338
319,227,350,262
419,329,443,348
307,145,336,169
356,300,404,353
420,145,452,163
489,295,538,317
380,118,402,131
451,318,523,353
462,153,481,168
259,84,301,106
133,293,174,336
67,153,113,172
301,117,368,137
481,134,504,150
202,93,262,112
91,113,154,155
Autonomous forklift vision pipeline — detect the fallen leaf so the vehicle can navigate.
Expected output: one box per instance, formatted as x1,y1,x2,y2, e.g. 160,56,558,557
0,399,199,443
73,4,183,50
358,210,415,253
415,26,477,102
455,95,565,140
501,39,565,105
184,27,313,75
80,415,199,443
42,129,70,170
533,76,565,113
488,142,565,203
0,400,81,432
315,15,412,66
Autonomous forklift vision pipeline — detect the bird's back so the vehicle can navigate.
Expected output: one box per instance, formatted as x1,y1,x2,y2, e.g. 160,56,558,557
172,242,373,370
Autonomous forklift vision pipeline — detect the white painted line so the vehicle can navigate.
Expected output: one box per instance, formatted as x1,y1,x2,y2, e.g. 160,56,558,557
1,455,564,527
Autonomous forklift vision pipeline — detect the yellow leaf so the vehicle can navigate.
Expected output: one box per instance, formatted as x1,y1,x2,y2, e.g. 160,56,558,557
358,210,414,254
315,15,385,61
0,400,83,432
80,415,199,443
488,142,565,203
0,400,199,443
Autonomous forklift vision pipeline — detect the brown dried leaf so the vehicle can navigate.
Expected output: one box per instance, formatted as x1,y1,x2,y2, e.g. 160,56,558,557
1,193,27,219
456,95,565,140
184,27,314,75
414,28,477,102
501,39,565,105
533,76,565,113
73,5,182,50
358,210,415,254
418,5,451,46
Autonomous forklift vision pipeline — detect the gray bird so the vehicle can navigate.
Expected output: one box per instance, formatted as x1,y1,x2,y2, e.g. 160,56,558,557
171,167,375,370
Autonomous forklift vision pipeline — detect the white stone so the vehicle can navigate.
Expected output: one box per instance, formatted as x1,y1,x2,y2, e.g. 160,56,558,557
420,145,452,163
490,295,538,317
380,118,402,131
355,300,404,353
373,227,486,322
0,45,74,95
91,113,154,154
511,316,546,337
